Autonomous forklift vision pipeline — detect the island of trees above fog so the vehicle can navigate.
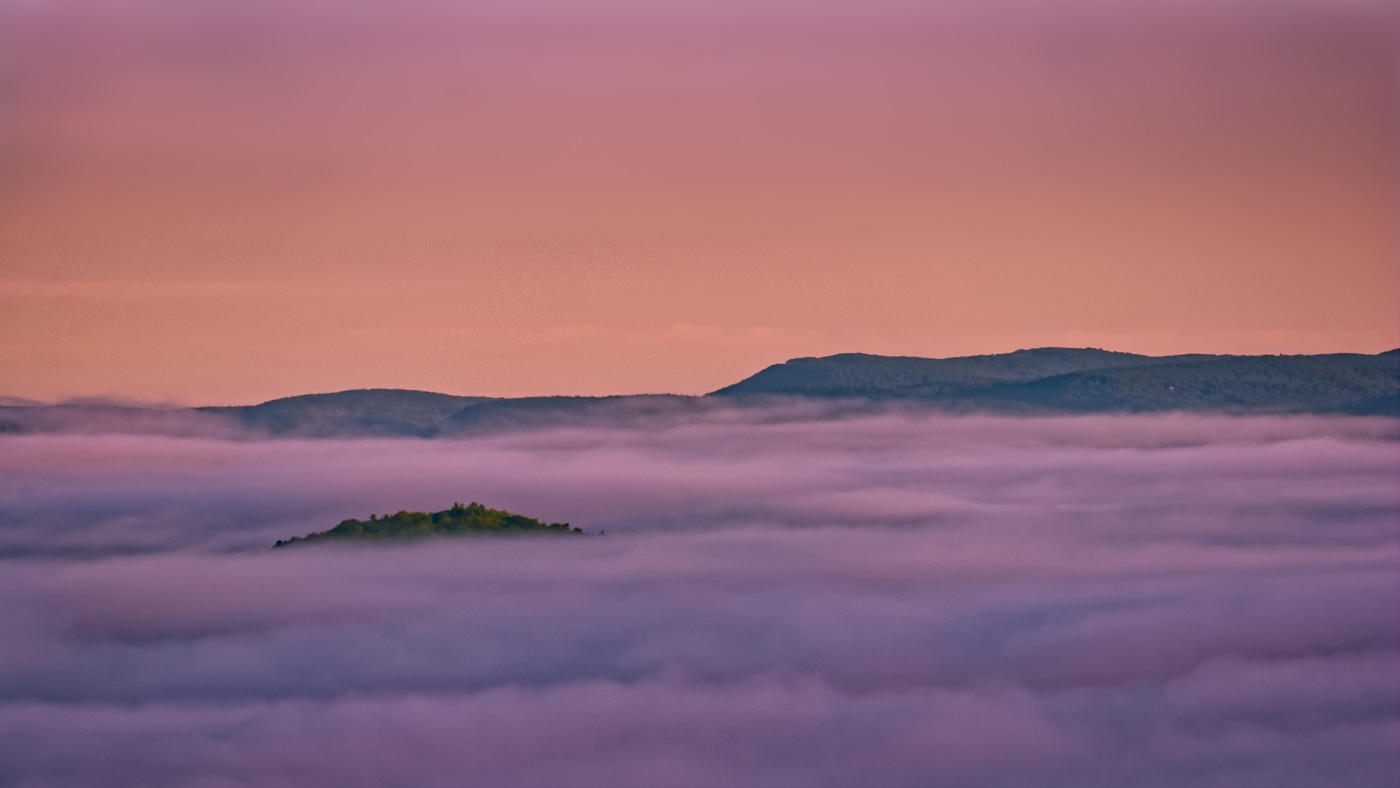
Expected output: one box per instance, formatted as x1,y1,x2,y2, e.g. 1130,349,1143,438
274,502,582,548
2,347,1396,438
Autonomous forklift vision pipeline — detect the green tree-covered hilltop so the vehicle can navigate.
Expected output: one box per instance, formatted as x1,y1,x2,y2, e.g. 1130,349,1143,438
273,502,582,547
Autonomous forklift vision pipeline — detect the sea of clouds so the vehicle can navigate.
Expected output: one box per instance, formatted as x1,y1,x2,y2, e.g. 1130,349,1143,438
0,411,1396,786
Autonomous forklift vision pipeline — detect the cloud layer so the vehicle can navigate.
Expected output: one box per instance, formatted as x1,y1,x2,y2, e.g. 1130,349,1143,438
0,412,1396,786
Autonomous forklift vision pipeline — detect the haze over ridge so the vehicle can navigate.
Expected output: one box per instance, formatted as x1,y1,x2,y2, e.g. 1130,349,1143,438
2,347,1395,439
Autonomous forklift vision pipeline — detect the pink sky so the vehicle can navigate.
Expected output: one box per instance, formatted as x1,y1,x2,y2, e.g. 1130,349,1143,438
2,0,1397,404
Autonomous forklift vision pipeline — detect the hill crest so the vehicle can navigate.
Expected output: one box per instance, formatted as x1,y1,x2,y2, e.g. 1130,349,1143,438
2,347,1396,437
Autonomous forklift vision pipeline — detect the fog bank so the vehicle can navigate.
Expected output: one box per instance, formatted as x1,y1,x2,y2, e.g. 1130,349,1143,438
0,413,1395,785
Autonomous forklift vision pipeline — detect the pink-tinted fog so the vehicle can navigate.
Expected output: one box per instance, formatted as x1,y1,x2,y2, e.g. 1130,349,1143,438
0,413,1395,785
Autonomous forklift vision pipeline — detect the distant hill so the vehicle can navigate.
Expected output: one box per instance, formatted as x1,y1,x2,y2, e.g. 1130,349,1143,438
709,348,1209,398
274,501,582,548
966,354,1399,414
712,348,1399,415
204,389,494,437
2,348,1396,438
0,388,495,438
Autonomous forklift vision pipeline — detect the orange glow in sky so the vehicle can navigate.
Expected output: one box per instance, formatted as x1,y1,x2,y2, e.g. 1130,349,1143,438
2,0,1397,404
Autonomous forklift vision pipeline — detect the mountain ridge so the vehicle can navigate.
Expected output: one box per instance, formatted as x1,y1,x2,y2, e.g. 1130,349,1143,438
710,347,1399,414
2,348,1396,436
708,347,1222,397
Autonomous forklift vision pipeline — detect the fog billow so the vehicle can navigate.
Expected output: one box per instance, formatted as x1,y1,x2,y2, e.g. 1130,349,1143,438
0,412,1395,786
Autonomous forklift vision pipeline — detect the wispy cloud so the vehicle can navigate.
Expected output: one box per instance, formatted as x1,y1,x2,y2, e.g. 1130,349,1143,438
0,280,303,300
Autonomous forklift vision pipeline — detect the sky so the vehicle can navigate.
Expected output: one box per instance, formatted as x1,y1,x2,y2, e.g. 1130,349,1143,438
0,412,1396,785
1,0,1397,404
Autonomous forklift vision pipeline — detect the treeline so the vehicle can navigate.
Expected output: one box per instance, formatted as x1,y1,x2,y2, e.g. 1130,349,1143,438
274,502,582,547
